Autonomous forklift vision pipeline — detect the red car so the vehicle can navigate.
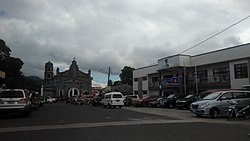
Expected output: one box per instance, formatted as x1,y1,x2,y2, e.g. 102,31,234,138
135,95,160,107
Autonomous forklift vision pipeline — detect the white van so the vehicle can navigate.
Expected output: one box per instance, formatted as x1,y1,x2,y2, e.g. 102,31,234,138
102,92,124,108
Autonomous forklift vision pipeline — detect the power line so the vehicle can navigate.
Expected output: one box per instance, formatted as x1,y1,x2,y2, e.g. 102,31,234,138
180,14,250,54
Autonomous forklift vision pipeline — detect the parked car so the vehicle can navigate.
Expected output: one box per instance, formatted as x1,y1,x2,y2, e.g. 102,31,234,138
89,94,103,106
159,97,168,107
102,92,124,108
124,95,139,106
135,95,160,107
70,96,79,105
163,94,186,108
0,89,31,117
176,94,196,110
45,96,56,103
190,90,250,118
196,89,229,100
80,95,93,105
149,98,163,107
241,85,250,91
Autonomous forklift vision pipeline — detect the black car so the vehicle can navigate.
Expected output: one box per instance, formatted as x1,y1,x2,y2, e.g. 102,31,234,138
148,98,162,107
163,94,187,108
124,96,133,106
175,94,197,110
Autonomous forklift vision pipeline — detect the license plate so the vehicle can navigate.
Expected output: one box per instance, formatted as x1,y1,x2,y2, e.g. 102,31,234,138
8,101,15,104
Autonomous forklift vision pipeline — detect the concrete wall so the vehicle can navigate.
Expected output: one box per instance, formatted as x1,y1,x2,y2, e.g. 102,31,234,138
133,65,158,97
230,59,249,89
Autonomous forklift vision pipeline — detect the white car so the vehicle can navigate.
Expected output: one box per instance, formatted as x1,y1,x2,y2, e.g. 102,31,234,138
0,89,31,117
46,96,56,103
102,92,124,108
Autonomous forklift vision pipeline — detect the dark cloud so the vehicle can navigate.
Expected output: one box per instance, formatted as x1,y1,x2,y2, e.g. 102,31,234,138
0,0,250,83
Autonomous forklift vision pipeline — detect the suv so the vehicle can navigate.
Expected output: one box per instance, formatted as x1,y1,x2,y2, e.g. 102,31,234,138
102,92,124,108
191,90,250,118
124,95,139,106
0,89,31,117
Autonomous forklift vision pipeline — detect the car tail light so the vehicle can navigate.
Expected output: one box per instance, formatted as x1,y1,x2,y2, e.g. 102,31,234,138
0,99,3,104
18,98,28,104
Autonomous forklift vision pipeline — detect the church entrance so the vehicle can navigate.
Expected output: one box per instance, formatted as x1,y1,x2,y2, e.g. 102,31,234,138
68,88,80,97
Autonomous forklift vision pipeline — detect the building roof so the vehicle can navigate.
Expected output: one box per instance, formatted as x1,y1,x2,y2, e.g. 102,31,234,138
134,64,158,70
192,42,250,57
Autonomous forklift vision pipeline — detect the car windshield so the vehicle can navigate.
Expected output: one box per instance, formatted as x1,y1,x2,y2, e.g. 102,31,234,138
185,94,193,98
167,94,175,98
0,91,24,98
203,92,222,100
157,98,162,101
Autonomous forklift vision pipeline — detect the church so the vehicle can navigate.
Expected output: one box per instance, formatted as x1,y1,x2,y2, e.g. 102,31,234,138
43,59,92,98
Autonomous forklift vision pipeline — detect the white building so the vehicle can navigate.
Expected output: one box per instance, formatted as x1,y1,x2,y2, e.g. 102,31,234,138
133,64,158,98
133,43,250,97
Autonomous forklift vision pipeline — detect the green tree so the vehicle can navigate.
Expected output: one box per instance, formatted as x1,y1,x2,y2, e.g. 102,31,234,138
0,39,24,88
0,39,11,60
119,66,135,85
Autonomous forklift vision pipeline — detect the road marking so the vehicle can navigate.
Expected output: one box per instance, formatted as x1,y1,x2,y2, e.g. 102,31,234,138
0,119,197,133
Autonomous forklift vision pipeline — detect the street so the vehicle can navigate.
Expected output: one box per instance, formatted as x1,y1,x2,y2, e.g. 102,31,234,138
0,102,249,141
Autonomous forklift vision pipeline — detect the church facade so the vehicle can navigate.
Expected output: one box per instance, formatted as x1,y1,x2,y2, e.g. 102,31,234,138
43,59,92,98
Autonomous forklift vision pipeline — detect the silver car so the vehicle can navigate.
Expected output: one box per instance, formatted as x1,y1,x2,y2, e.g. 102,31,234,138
190,90,250,118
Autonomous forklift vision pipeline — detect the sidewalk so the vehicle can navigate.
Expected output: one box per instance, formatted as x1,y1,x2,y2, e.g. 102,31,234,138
123,106,250,125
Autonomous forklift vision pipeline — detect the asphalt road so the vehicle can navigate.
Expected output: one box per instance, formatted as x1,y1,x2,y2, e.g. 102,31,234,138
0,102,249,141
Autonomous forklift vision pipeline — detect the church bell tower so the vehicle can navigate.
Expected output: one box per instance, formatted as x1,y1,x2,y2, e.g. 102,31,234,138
44,61,54,84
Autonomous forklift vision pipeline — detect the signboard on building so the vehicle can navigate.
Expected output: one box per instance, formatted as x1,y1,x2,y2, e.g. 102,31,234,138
162,77,179,86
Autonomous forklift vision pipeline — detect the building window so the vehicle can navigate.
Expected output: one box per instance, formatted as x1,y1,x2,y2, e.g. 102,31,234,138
134,91,138,94
134,78,138,82
152,77,158,82
197,70,207,79
213,66,230,81
143,90,147,95
234,63,248,79
142,76,147,81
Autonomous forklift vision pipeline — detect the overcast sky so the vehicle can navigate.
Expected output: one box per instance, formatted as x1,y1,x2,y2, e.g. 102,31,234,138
0,0,250,86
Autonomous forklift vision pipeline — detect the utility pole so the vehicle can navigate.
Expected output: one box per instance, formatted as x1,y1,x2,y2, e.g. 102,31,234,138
183,63,187,94
195,64,199,95
107,66,111,86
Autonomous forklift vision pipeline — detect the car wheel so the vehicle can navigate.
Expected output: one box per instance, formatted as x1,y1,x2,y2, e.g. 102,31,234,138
227,110,234,121
169,104,174,109
156,104,160,108
119,106,122,109
102,104,106,108
210,108,219,119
